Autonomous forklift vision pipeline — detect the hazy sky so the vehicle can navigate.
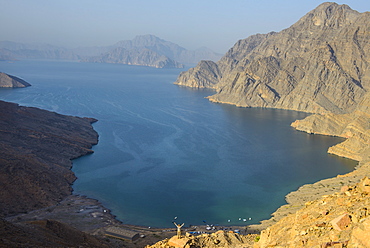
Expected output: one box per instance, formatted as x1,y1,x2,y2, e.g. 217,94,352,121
0,0,369,53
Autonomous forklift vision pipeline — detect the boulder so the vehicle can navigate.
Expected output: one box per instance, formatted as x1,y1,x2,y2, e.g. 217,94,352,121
331,213,352,231
167,236,190,248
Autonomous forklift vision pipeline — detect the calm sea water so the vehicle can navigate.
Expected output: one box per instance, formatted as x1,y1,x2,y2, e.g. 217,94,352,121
0,60,356,227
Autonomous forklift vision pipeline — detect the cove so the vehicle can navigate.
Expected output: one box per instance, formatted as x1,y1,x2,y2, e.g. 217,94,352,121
0,60,356,227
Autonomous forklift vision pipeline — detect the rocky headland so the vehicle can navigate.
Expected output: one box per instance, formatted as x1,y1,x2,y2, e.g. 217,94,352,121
0,100,99,217
0,72,31,88
0,100,113,247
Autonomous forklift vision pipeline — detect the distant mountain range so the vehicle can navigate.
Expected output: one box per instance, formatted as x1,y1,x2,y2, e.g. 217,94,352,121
0,41,80,61
0,35,222,68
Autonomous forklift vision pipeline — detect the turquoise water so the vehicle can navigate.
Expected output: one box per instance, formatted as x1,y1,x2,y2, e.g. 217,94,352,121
0,60,356,227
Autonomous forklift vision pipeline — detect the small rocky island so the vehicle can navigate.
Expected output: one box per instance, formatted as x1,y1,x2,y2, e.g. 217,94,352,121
0,72,31,88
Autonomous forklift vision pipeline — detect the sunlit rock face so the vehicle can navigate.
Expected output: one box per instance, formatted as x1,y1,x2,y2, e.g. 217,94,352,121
175,2,370,115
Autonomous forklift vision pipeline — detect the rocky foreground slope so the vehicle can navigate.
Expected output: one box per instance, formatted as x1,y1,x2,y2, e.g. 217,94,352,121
0,100,98,217
0,100,115,247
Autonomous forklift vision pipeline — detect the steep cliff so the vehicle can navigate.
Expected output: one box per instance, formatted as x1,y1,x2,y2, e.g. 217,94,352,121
175,3,370,115
0,72,31,88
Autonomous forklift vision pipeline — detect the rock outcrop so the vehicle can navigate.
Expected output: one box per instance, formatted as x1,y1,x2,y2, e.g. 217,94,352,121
292,91,370,162
175,2,370,115
0,72,31,88
0,100,98,217
176,60,221,89
255,177,370,248
146,230,257,248
147,178,370,248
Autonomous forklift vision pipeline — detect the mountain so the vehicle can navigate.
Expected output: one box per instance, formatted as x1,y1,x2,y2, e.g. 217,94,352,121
175,2,369,115
0,35,222,68
83,34,222,68
0,72,31,88
85,46,184,68
112,35,223,64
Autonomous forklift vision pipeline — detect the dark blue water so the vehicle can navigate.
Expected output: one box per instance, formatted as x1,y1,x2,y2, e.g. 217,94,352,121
0,60,356,227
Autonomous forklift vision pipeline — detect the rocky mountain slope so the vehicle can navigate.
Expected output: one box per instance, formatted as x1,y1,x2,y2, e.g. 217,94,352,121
175,2,369,115
146,230,257,248
255,177,370,248
0,219,109,248
0,100,122,247
0,100,98,217
0,72,31,88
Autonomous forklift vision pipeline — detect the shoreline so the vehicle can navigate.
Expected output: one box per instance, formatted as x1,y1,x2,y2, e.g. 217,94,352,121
3,100,366,246
7,159,364,244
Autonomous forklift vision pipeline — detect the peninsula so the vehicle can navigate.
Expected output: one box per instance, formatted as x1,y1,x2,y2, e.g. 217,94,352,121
0,100,117,246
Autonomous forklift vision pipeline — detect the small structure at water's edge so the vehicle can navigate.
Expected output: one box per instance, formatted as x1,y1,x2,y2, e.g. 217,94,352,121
105,226,140,241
